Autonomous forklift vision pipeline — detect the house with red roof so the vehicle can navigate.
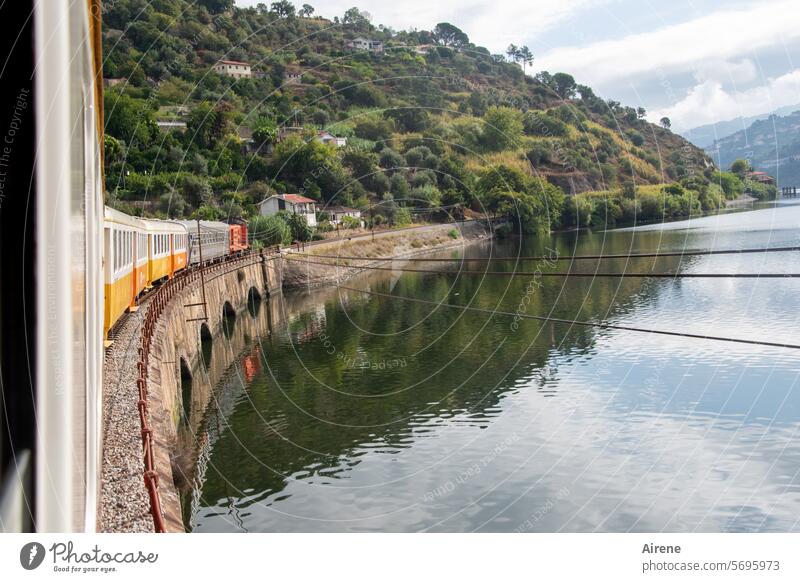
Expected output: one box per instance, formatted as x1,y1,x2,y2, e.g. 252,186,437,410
258,193,317,227
745,171,775,186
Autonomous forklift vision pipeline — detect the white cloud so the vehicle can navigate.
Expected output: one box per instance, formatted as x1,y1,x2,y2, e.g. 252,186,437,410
650,68,800,131
534,0,800,86
237,0,610,51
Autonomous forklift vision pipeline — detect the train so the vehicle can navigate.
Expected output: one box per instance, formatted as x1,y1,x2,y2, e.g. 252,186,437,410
103,210,249,338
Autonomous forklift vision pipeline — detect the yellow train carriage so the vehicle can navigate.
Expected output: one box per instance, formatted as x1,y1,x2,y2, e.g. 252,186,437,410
103,207,148,338
143,219,188,286
173,228,189,274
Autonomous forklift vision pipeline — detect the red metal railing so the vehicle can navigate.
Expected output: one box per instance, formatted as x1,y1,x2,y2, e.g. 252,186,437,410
136,247,278,532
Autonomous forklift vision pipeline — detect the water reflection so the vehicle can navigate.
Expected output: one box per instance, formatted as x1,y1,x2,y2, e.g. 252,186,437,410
189,203,800,532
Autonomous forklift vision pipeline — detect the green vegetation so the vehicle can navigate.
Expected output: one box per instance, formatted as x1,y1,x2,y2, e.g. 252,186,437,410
102,0,713,235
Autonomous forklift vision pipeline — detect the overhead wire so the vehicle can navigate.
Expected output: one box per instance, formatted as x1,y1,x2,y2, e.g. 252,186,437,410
337,285,800,350
293,245,800,263
287,255,800,279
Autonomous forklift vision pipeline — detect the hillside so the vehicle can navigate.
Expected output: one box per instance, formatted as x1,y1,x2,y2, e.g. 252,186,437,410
682,103,800,149
101,0,716,233
705,109,800,187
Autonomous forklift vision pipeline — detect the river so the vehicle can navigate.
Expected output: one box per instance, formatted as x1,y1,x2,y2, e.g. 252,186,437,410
187,201,800,532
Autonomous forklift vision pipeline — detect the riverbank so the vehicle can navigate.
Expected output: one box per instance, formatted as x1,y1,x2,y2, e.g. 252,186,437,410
282,219,495,289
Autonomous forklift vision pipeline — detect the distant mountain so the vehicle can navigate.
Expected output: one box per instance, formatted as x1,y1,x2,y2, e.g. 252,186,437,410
682,103,800,149
703,109,800,188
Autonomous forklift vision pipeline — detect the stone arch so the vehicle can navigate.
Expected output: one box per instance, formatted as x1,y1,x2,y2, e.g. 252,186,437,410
179,357,192,425
222,301,237,338
200,322,213,370
247,286,262,318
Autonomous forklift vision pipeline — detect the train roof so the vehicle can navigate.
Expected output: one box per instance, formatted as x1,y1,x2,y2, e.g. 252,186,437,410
141,218,188,233
175,220,230,233
104,205,147,229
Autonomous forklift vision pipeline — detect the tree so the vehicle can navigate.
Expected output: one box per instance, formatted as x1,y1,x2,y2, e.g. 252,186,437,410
104,92,157,147
482,106,524,151
517,46,534,75
270,1,295,18
659,117,671,129
636,106,647,120
299,3,314,17
185,102,232,150
433,22,469,47
385,107,429,132
552,72,577,99
343,7,371,28
506,44,519,63
730,158,752,175
197,0,233,13
252,118,278,148
283,212,313,241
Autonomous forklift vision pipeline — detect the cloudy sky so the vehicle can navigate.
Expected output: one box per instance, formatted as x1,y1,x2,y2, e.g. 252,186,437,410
237,0,800,131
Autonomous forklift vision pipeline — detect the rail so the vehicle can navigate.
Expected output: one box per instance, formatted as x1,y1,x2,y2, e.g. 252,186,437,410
136,247,279,532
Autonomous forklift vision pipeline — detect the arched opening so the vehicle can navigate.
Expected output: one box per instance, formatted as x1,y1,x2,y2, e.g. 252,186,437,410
179,357,192,425
222,301,237,338
200,322,213,370
247,287,262,318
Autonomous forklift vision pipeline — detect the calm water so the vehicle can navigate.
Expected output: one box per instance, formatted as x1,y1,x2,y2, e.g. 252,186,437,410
189,202,800,532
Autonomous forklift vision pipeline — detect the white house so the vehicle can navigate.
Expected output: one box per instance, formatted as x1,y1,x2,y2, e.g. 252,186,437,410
259,194,317,227
315,131,347,147
319,205,363,227
283,71,302,85
346,37,384,52
156,120,187,132
213,60,252,79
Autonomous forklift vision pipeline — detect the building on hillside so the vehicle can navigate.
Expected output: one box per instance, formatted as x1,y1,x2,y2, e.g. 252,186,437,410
315,131,347,147
259,194,317,227
346,37,383,53
318,205,363,227
412,44,435,55
283,71,303,85
237,126,255,151
745,171,776,185
156,120,187,132
103,77,125,88
276,126,304,143
213,59,252,79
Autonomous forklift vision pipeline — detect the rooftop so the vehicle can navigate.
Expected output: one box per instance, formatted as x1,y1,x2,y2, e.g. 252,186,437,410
261,193,316,205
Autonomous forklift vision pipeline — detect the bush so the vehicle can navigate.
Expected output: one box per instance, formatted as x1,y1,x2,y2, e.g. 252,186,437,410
249,214,292,248
523,111,568,137
283,212,313,242
341,215,362,229
482,106,524,151
393,207,412,226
